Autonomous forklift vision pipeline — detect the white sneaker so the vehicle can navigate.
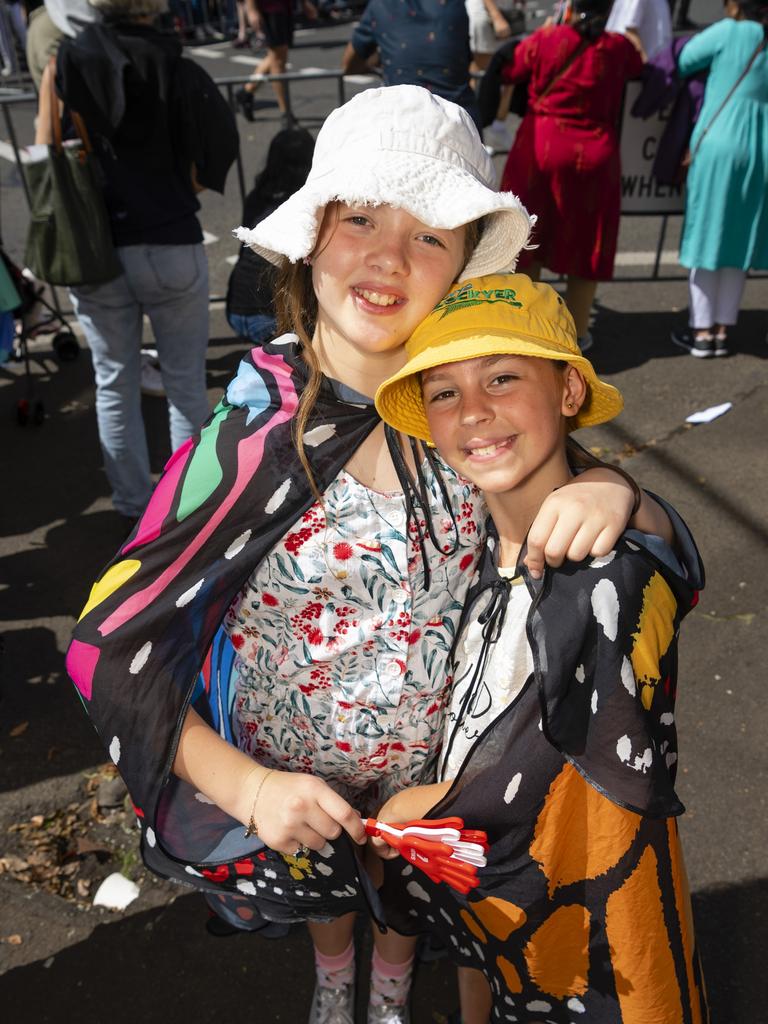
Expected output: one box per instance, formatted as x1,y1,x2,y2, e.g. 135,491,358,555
140,351,165,397
367,1002,411,1024
308,982,355,1024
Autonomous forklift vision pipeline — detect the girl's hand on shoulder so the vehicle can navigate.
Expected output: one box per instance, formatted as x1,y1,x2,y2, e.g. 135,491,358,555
252,770,366,856
525,468,635,579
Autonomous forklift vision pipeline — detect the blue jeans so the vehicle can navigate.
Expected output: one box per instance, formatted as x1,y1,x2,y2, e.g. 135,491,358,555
226,312,276,345
70,243,210,517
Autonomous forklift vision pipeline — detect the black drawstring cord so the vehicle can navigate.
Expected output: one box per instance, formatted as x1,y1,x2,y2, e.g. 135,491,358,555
441,577,511,774
386,426,432,589
385,426,461,592
387,428,460,593
423,444,460,557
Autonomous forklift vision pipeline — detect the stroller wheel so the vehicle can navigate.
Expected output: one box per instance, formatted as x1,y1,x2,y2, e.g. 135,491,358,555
52,331,80,362
33,400,45,425
16,398,29,426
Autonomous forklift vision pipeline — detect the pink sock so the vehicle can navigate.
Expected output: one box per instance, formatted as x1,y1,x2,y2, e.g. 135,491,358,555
315,940,355,989
369,948,414,1007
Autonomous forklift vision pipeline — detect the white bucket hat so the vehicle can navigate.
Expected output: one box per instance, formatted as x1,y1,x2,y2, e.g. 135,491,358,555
234,85,534,279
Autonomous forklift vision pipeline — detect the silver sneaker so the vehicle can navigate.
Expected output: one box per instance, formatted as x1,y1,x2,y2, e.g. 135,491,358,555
367,1001,411,1024
308,982,355,1024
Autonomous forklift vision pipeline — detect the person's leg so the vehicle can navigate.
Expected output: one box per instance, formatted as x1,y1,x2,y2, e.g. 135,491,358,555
368,927,417,1022
688,266,715,332
69,266,152,517
236,42,275,119
233,0,249,44
457,966,493,1024
713,267,746,356
266,43,290,115
0,5,16,75
671,267,715,357
122,243,211,453
565,275,598,341
307,915,358,1023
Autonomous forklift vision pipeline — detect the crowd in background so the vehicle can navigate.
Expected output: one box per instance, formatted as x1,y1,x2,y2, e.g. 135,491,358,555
1,4,764,1023
3,0,767,513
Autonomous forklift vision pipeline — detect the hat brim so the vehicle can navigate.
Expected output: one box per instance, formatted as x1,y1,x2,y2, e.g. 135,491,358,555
375,331,624,443
234,151,534,278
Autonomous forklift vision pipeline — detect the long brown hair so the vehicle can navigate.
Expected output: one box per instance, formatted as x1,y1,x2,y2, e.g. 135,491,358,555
275,215,484,500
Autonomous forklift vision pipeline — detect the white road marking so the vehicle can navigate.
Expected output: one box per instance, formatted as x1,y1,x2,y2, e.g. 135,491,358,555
614,250,679,266
343,74,379,85
203,230,219,245
187,46,225,59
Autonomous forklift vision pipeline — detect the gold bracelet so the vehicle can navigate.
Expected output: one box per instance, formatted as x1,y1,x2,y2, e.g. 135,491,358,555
243,768,275,838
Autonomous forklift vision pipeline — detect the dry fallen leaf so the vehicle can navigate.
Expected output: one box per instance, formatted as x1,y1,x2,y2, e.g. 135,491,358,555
5,934,23,945
9,722,29,738
75,837,111,858
29,815,45,827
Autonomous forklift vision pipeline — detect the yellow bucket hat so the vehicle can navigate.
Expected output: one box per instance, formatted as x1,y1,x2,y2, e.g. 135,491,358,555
375,274,623,443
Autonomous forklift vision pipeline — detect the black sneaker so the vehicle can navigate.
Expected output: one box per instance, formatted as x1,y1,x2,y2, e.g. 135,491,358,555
280,112,298,131
671,329,715,358
235,87,255,122
714,333,730,357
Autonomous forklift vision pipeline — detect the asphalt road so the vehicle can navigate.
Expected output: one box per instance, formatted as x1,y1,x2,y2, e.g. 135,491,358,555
1,2,767,1021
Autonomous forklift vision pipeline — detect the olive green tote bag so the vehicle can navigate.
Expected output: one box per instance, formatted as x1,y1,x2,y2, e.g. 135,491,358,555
24,65,121,288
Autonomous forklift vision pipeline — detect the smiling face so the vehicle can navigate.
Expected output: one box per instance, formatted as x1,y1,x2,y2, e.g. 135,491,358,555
422,354,586,502
310,203,468,384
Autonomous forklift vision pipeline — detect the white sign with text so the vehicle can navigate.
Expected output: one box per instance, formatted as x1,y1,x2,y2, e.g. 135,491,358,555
620,81,685,215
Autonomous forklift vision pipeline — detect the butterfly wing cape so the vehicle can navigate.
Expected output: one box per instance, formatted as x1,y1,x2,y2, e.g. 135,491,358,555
380,527,709,1022
66,339,383,922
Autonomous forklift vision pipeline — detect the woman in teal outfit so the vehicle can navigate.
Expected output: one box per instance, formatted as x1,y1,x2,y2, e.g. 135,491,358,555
672,0,768,359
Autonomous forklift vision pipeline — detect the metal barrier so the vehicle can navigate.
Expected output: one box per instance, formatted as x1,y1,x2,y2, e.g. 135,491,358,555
0,65,763,300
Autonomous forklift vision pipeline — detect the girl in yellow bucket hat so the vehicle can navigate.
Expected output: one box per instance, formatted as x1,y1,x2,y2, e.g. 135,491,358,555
372,273,708,1024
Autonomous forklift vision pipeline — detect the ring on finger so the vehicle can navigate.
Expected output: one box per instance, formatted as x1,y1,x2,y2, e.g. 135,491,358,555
293,843,310,858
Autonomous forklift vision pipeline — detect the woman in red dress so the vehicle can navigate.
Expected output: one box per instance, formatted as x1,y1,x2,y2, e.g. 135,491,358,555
500,0,644,346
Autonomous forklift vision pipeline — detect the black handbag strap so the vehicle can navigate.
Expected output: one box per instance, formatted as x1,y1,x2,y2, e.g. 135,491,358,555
691,37,766,161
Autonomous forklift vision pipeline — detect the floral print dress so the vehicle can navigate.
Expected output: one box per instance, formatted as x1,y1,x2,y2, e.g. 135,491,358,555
224,464,484,816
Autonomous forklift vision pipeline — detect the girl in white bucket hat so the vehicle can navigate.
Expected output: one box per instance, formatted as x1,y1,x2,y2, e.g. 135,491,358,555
69,85,683,1024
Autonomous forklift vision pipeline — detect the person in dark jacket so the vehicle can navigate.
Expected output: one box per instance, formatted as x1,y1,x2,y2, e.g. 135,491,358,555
51,0,214,525
226,127,314,344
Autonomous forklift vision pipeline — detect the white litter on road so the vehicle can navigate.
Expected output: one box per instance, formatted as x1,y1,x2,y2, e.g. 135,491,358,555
686,402,733,424
92,872,140,911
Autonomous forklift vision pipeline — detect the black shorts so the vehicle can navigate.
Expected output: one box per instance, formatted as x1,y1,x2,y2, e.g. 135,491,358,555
261,11,293,49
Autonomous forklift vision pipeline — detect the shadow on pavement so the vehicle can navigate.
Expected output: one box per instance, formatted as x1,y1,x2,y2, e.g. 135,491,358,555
0,877,765,1022
591,307,768,374
692,877,768,1021
0,894,458,1024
